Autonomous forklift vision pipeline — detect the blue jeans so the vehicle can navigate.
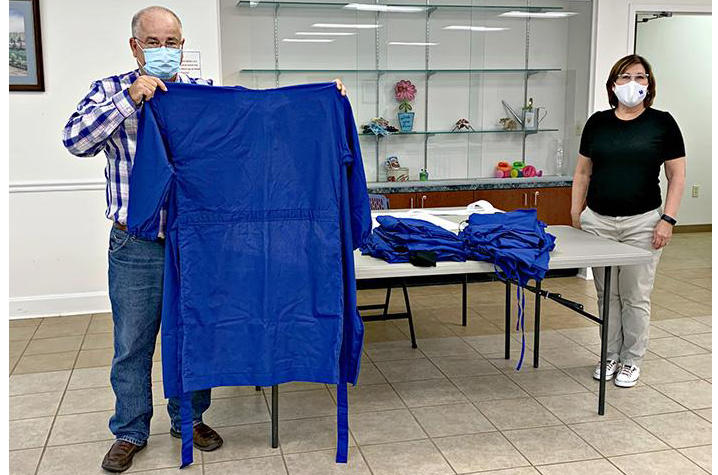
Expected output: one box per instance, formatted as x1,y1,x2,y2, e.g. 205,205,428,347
107,226,211,445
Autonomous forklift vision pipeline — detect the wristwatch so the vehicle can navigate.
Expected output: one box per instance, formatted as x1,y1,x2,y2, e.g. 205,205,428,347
660,214,677,226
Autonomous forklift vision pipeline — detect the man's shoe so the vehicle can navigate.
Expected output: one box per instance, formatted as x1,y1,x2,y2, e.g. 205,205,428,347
614,364,640,388
592,359,619,380
101,440,146,473
170,423,223,451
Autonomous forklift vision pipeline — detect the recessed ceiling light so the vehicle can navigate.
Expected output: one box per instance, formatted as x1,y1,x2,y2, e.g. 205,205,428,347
282,38,335,42
499,11,578,18
312,23,382,29
388,41,439,46
344,3,426,12
444,25,509,31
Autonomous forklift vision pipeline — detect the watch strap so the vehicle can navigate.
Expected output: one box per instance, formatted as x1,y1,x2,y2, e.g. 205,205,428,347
661,214,677,226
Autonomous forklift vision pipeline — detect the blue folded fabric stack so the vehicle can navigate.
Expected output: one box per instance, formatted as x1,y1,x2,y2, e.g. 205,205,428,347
459,208,556,369
361,215,467,263
460,208,556,285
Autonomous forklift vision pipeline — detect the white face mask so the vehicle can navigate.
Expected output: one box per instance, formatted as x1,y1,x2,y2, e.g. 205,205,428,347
613,81,647,108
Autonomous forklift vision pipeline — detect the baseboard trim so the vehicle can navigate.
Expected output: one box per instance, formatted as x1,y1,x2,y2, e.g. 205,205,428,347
10,180,105,193
674,224,711,233
10,291,111,319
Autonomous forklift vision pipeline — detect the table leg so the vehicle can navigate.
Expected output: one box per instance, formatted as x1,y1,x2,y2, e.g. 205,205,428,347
599,267,612,415
271,385,279,447
462,275,468,327
402,281,418,349
505,280,511,360
534,279,541,368
382,287,392,319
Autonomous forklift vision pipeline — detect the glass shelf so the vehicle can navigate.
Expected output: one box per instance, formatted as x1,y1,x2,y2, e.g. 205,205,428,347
236,0,563,12
240,68,561,74
360,128,559,137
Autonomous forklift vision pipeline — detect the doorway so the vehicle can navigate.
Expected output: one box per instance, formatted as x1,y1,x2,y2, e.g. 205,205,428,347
634,11,711,226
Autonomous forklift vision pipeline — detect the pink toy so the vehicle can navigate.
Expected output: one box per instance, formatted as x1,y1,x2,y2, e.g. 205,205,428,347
495,161,543,178
522,165,537,177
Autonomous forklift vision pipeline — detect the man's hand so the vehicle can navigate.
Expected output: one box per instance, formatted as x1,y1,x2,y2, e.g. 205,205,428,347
652,219,673,249
333,78,347,96
128,75,168,105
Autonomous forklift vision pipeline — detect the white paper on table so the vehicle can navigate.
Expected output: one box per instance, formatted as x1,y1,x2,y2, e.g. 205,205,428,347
415,200,504,216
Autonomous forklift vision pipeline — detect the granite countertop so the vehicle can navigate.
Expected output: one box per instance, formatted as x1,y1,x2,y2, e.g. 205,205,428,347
367,176,573,193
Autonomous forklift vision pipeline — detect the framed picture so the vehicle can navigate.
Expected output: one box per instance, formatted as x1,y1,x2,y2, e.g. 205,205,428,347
9,0,44,91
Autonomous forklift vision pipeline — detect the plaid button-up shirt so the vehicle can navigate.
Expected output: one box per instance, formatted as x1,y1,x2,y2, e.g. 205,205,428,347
62,69,212,236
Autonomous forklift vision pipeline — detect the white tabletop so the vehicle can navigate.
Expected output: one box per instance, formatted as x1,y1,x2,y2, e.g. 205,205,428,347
354,209,653,280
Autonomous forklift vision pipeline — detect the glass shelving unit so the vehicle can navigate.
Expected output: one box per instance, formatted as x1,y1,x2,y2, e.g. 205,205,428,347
231,0,593,182
239,67,561,74
359,127,559,136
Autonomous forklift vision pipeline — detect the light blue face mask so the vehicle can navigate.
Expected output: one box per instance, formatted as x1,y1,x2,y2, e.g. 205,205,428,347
141,47,182,79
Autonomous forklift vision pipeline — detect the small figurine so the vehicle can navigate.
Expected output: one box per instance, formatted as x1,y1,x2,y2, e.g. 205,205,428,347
385,156,409,182
451,118,474,132
385,156,401,170
362,117,399,136
395,80,417,132
499,117,519,131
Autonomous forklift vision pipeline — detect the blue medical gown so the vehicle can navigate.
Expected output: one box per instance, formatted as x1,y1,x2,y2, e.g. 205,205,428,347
127,82,371,466
361,216,467,263
460,209,555,286
460,209,556,370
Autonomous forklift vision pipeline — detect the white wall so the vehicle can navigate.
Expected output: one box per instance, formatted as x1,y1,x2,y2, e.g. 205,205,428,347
635,14,711,225
591,0,711,226
9,0,221,318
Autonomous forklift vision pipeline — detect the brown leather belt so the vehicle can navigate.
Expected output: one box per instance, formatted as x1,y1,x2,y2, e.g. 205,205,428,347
113,222,128,232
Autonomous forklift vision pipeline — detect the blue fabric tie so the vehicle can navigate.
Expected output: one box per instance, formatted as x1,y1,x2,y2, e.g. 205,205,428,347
179,392,193,468
335,375,349,463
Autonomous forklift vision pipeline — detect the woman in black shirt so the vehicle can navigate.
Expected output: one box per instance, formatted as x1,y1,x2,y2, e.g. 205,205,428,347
571,54,686,388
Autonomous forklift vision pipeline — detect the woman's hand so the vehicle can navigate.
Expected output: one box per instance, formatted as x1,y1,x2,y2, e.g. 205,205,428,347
652,219,673,249
333,78,347,96
571,212,582,230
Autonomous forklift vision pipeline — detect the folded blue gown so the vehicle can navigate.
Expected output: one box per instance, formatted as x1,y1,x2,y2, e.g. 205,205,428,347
460,209,556,369
127,82,371,467
361,215,467,263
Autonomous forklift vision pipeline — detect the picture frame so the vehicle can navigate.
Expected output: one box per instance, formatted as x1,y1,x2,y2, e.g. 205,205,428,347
9,0,45,91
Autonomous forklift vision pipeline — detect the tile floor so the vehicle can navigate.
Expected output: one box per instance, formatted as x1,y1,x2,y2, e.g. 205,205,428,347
9,232,712,474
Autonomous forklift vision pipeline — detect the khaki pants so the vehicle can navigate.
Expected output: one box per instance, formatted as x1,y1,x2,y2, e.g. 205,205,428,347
580,207,662,366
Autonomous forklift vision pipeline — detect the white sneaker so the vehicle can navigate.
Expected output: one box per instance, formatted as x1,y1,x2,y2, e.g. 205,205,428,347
614,364,640,388
592,359,619,380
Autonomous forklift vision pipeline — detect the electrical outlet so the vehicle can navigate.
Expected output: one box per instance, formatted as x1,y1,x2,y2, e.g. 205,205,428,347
691,185,699,198
575,122,583,136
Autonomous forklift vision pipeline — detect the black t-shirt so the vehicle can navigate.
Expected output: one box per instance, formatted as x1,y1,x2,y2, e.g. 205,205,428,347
579,107,685,217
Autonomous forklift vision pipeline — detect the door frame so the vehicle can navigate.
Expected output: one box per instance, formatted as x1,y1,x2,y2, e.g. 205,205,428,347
627,3,712,52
